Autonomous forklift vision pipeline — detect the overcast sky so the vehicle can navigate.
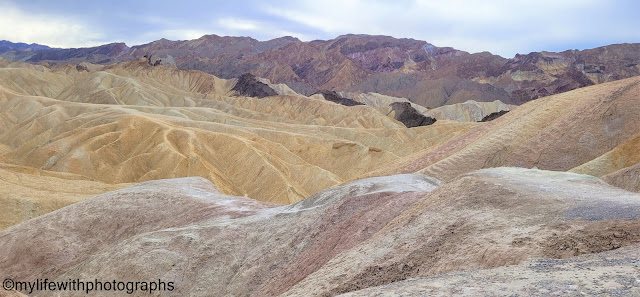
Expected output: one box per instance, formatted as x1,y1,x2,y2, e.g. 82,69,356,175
1,0,639,57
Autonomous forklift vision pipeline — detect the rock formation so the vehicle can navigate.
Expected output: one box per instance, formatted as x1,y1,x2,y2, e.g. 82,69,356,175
313,90,365,106
231,73,279,98
480,110,509,122
3,35,640,108
389,102,437,127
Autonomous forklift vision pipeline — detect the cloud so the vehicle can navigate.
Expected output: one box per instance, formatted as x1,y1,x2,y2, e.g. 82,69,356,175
263,0,640,57
1,0,639,56
0,1,106,48
127,29,211,45
218,18,260,31
215,17,308,40
264,1,394,36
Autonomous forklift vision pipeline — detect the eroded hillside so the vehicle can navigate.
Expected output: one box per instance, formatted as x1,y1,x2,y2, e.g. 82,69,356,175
0,59,477,206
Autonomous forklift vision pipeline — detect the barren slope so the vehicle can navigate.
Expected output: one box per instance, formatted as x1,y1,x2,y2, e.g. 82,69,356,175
603,163,640,193
339,243,640,296
0,61,477,204
0,164,128,231
570,133,640,178
366,76,640,182
1,168,639,296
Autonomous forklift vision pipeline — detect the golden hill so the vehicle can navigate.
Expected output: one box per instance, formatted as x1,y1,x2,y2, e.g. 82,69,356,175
0,164,127,230
0,59,477,205
570,133,640,177
424,99,515,122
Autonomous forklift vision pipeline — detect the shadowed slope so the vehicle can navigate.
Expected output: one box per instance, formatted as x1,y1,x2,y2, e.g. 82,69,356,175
603,163,640,193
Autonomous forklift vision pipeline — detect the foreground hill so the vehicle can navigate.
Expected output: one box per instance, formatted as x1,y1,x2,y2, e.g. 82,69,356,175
340,243,640,296
2,35,640,108
2,168,639,296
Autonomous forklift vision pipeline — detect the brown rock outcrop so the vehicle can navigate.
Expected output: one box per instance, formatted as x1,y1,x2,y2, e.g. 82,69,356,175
232,73,278,98
389,102,436,127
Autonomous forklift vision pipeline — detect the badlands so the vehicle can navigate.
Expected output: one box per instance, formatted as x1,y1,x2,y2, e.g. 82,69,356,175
0,37,639,296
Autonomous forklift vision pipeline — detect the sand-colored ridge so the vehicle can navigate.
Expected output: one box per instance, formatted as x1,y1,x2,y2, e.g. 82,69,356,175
0,61,476,204
570,133,640,178
424,99,515,122
0,164,128,231
0,66,74,98
364,76,640,182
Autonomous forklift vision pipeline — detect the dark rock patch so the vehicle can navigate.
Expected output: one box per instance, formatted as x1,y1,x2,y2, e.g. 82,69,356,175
75,64,89,72
314,90,365,106
389,102,436,128
480,110,510,122
144,55,163,67
232,73,278,98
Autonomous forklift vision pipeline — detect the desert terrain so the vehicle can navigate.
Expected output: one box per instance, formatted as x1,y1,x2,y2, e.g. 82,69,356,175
0,34,639,296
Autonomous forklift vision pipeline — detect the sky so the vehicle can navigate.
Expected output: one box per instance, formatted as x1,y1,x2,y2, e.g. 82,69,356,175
1,0,639,58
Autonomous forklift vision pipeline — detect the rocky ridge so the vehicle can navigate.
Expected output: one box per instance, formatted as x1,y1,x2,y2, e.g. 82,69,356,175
3,35,640,108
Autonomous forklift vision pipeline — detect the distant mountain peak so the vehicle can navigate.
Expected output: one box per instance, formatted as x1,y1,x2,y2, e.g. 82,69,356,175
0,40,53,51
2,35,640,108
267,36,300,42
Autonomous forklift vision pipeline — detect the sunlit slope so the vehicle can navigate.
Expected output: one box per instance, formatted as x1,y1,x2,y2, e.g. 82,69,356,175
0,164,127,231
424,99,515,122
571,134,640,192
0,66,74,98
366,76,640,181
570,133,640,177
55,60,236,106
0,61,477,204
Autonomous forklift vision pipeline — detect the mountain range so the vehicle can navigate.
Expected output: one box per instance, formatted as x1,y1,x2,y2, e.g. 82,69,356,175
2,35,640,108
